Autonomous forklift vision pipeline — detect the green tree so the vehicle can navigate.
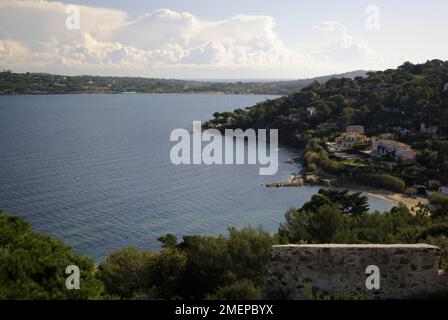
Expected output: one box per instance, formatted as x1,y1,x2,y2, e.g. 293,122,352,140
207,279,261,300
227,226,274,286
98,247,152,299
179,235,231,299
0,212,103,299
147,248,187,299
278,208,312,244
302,189,369,216
157,233,178,249
306,204,342,243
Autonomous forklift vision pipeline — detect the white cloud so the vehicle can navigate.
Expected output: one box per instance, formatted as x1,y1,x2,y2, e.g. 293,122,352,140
0,1,379,78
0,39,29,66
314,21,377,64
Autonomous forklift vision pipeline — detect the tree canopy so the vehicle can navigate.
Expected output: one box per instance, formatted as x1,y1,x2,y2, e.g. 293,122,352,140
0,211,103,299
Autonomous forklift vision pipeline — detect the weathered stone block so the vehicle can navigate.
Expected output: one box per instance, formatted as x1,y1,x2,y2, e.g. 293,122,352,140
267,244,448,299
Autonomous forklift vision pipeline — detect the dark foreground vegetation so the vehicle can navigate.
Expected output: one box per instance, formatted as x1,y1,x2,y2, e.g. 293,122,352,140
1,189,448,300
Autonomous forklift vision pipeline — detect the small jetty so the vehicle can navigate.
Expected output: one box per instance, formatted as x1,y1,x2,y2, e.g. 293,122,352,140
265,175,304,188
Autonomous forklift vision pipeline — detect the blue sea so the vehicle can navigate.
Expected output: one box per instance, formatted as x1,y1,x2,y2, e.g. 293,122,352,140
0,94,394,261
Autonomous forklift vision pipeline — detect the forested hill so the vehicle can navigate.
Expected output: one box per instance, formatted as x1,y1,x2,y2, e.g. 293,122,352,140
209,60,448,142
208,60,448,184
0,70,366,95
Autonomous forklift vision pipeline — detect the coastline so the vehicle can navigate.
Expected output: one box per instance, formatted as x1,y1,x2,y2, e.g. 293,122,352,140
265,157,428,211
0,91,283,96
309,173,429,211
311,172,430,212
344,186,429,212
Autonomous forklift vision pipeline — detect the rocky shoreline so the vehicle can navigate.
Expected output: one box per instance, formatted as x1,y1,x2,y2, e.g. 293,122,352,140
265,174,304,187
264,158,428,211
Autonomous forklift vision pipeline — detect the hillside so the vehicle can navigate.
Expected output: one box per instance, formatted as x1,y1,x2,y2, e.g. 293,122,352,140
0,70,366,96
207,60,448,188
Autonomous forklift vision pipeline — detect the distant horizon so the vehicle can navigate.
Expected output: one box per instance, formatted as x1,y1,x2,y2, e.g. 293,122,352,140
2,68,374,83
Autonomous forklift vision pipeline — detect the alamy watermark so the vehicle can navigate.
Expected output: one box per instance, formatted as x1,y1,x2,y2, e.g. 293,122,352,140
65,265,80,290
365,265,380,290
170,121,279,175
65,5,80,30
366,5,381,30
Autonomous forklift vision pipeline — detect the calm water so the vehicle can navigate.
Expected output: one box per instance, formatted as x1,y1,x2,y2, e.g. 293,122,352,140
0,94,393,261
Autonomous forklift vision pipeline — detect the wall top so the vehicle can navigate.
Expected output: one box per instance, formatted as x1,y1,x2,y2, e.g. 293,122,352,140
272,244,439,249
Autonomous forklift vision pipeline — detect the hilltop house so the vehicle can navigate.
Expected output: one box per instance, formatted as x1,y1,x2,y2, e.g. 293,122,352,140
334,126,367,151
372,140,416,163
335,131,368,151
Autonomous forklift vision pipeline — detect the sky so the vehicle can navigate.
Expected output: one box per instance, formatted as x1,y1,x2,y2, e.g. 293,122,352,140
0,0,447,79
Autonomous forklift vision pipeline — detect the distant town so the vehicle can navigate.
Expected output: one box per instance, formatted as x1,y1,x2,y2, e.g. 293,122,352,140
0,70,367,96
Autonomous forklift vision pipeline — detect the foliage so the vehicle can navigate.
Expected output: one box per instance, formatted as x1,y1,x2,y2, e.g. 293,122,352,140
306,204,341,243
98,247,151,299
157,233,178,249
429,192,448,206
279,198,431,245
303,282,368,300
317,189,369,216
355,174,406,192
417,223,448,240
3,181,448,300
209,60,448,188
206,279,261,300
0,211,103,299
98,226,274,300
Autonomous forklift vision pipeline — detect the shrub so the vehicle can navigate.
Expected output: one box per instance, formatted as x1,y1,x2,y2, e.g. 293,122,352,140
147,248,187,299
206,279,261,300
405,187,418,197
355,173,405,192
417,223,448,240
307,162,318,172
98,247,152,299
429,192,448,206
0,212,103,300
306,204,342,243
227,227,274,286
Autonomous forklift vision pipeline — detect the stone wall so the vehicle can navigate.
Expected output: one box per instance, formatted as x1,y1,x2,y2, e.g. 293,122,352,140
267,244,448,299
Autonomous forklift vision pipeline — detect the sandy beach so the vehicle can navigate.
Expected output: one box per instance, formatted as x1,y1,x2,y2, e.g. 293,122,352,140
355,189,429,212
268,172,429,212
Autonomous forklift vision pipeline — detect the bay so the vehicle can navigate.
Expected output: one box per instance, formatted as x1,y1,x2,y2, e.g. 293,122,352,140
0,94,394,261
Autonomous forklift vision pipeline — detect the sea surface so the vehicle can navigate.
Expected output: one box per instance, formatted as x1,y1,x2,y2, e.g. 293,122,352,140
0,94,394,261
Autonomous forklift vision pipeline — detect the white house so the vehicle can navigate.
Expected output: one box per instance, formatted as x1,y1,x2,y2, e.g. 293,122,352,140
335,132,368,151
372,140,416,163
